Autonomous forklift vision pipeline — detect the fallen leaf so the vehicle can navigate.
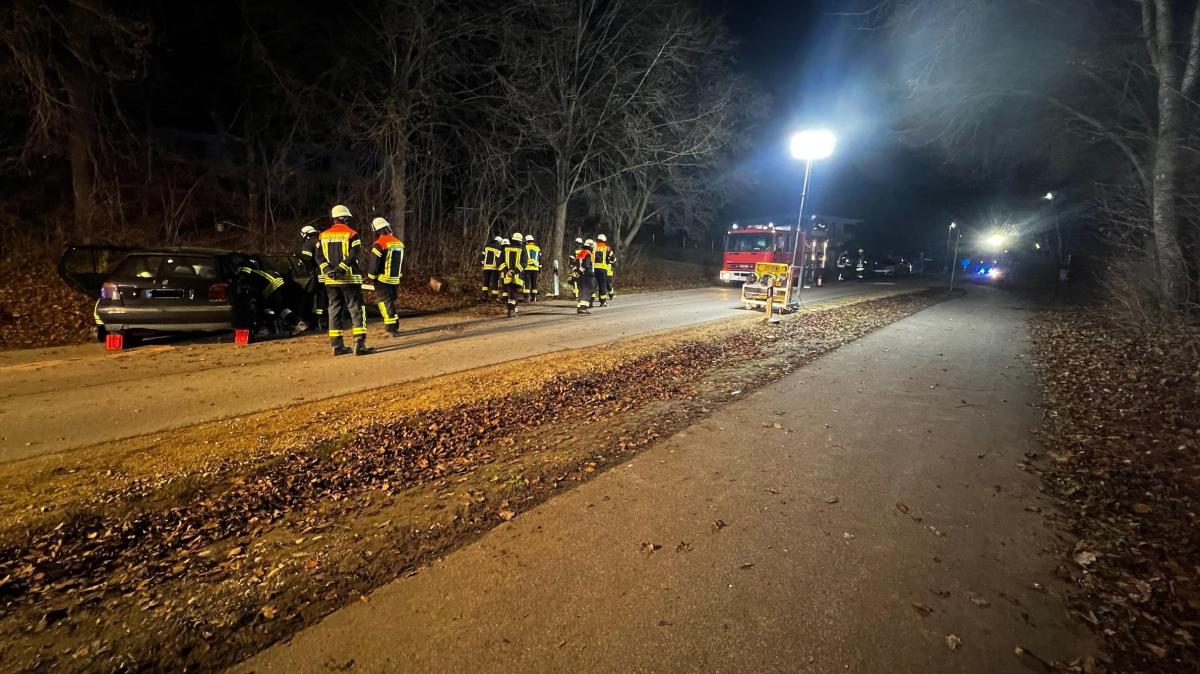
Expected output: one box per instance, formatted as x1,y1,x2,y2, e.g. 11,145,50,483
945,634,962,651
260,605,277,620
825,496,840,504
911,602,934,617
498,510,515,521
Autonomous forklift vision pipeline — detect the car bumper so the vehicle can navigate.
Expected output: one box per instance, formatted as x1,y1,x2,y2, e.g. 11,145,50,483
719,270,754,283
97,303,233,333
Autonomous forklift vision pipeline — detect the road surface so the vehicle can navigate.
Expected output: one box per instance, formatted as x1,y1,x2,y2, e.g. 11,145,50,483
0,282,915,463
234,286,1094,674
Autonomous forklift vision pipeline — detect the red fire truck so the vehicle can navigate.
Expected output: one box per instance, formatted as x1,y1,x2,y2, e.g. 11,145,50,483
719,223,829,285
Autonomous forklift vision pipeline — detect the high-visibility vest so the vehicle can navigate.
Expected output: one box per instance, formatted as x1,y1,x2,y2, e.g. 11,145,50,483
317,222,363,285
525,243,541,270
593,243,612,271
371,234,405,284
481,245,501,271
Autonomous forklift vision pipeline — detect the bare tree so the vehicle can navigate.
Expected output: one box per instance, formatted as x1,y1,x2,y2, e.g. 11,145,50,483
1,0,149,241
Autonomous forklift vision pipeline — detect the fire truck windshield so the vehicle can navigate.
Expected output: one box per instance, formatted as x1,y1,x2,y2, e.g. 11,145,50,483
727,233,772,252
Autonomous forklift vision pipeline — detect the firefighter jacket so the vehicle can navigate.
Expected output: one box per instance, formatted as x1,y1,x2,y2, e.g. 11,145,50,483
369,233,405,284
316,222,363,285
236,266,285,298
572,248,594,278
593,242,613,271
524,242,541,270
481,244,501,271
499,243,527,284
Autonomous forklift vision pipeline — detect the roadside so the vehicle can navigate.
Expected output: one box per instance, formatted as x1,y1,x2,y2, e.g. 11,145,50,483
0,287,947,673
235,284,1098,673
1027,308,1200,673
0,282,912,461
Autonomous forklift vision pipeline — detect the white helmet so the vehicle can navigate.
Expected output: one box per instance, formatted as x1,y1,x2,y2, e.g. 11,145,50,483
371,217,391,232
525,234,535,242
501,238,510,246
300,225,318,237
597,234,607,242
493,235,503,243
512,232,524,243
330,204,352,219
574,237,584,244
584,238,595,247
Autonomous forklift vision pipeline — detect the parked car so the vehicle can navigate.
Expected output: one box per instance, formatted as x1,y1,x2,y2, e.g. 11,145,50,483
870,258,911,277
92,248,244,337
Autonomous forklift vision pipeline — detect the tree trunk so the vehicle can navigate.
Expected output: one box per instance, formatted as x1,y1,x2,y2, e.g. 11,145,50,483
552,198,569,275
620,189,652,251
65,77,97,243
1151,85,1187,308
389,140,408,242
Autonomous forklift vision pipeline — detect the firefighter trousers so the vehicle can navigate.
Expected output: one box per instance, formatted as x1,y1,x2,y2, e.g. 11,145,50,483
523,270,539,301
325,284,367,343
483,269,500,300
312,283,327,325
594,269,610,302
375,282,400,333
576,275,595,308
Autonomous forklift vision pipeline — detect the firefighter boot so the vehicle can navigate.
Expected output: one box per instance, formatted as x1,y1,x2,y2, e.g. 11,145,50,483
331,336,352,357
354,335,375,356
506,302,517,318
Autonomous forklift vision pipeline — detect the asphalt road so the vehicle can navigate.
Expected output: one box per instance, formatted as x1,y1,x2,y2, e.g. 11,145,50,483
234,285,1094,674
0,281,916,463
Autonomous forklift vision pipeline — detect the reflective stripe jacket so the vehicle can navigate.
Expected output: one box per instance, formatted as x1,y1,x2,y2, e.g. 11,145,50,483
316,222,363,285
369,234,405,284
524,243,541,270
237,266,285,297
481,245,501,271
499,244,527,274
593,242,613,271
299,236,321,290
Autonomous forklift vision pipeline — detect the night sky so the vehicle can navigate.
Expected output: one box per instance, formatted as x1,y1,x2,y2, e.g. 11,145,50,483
706,0,1017,258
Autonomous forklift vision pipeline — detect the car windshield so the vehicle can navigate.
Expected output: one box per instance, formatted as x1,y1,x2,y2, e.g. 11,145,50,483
114,255,219,281
727,233,773,252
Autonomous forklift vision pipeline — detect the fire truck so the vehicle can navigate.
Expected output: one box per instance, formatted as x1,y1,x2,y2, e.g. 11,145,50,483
719,222,831,286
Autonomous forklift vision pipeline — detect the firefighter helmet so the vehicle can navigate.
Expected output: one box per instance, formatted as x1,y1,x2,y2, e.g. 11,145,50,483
493,236,503,244
583,238,595,247
371,217,391,232
300,225,317,237
525,234,535,242
501,238,510,246
574,237,583,244
597,234,607,242
512,233,524,243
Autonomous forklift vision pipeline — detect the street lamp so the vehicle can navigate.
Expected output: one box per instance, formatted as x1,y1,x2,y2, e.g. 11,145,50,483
944,221,957,274
787,129,837,302
1041,191,1063,263
984,233,1007,250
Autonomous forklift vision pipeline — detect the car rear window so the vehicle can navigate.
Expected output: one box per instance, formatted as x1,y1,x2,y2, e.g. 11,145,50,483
114,255,219,281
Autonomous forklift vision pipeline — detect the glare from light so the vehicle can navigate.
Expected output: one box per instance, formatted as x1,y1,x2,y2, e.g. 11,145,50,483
1034,242,1041,250
789,129,837,161
949,221,957,229
1043,192,1055,201
984,233,1006,249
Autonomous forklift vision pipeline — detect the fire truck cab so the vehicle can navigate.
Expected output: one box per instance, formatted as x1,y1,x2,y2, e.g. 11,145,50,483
719,224,802,285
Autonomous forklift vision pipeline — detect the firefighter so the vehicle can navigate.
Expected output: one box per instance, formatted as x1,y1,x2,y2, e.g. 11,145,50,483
571,237,584,299
572,239,595,315
234,258,307,337
523,234,541,302
593,233,613,307
315,204,373,356
498,233,527,318
299,225,326,330
367,217,404,337
481,236,502,301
